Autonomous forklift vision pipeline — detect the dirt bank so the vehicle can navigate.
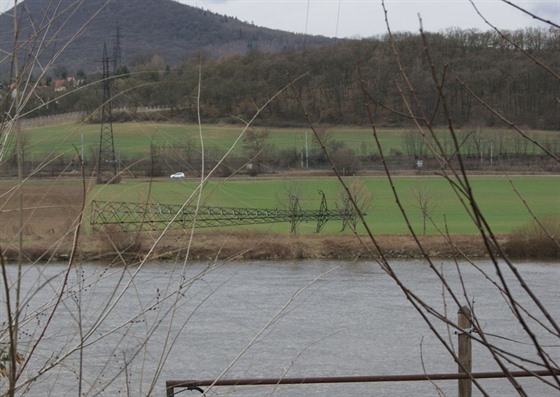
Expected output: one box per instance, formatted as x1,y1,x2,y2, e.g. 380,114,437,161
1,227,501,263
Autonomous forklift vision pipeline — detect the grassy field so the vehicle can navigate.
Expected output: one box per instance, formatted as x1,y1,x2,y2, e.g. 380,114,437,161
9,120,560,236
21,120,558,159
89,175,559,235
1,175,556,261
22,121,407,158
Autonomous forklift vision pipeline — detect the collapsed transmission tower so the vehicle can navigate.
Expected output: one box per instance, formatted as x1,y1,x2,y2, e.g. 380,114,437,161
91,191,356,233
96,43,117,183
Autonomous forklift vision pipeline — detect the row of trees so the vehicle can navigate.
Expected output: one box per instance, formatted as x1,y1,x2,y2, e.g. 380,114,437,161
142,127,560,177
3,27,558,129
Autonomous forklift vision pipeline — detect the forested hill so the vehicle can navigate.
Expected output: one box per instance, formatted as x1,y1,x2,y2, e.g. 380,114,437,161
165,28,558,129
0,0,334,74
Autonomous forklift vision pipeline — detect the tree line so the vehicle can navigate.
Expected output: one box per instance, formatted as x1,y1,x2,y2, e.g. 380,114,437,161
2,27,558,131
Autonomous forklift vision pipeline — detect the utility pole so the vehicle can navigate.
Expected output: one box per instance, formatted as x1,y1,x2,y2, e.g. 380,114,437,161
96,43,117,183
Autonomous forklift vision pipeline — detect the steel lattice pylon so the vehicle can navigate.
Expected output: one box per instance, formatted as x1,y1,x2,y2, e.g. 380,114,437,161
97,43,117,183
91,192,355,233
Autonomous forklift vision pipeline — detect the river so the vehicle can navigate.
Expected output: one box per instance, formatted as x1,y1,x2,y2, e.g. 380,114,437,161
3,259,559,396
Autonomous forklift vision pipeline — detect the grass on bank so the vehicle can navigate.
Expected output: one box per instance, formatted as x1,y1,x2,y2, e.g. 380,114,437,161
88,175,559,235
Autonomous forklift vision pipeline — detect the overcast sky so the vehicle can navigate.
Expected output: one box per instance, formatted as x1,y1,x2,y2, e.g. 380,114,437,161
176,0,558,38
0,0,557,38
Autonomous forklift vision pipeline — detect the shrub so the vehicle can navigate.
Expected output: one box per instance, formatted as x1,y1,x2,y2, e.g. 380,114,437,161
100,225,143,259
504,215,560,258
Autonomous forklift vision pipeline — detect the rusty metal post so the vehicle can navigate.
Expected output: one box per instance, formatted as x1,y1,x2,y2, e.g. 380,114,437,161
458,305,473,397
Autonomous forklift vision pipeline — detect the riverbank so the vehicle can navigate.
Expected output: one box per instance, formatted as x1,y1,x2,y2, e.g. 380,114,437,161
1,229,510,263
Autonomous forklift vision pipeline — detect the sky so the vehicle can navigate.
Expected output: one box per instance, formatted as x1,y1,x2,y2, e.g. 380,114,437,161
0,0,557,38
176,0,559,38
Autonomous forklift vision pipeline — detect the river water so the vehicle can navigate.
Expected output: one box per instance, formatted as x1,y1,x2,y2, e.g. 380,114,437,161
4,259,559,396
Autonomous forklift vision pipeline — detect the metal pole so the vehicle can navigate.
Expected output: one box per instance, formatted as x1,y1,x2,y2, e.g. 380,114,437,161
458,305,473,397
305,130,308,168
166,369,559,396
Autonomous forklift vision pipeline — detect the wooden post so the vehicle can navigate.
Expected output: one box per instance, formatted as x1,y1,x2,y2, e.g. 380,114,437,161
458,305,472,397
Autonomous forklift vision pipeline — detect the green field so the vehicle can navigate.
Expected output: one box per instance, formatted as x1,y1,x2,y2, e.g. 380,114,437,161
22,121,557,159
89,175,559,235
23,121,405,158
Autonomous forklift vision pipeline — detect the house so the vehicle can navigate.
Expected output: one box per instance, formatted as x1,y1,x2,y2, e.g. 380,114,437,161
53,76,77,92
53,79,66,92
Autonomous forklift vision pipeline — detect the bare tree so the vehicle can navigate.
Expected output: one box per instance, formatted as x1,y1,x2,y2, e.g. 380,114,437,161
331,147,361,176
402,129,429,159
335,177,372,232
409,183,438,235
242,128,271,175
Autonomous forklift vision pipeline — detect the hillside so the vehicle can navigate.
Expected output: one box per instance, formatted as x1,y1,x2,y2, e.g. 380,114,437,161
0,1,557,130
0,0,334,75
